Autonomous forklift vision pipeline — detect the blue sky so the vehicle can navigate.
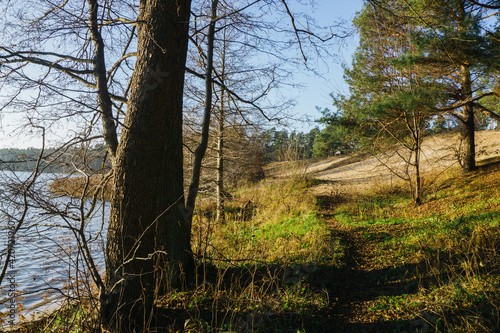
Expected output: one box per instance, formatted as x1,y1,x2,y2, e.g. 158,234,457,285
0,0,364,148
289,0,364,132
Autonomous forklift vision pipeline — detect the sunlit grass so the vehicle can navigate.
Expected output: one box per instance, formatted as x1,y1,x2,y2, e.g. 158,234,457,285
193,176,339,265
333,162,500,332
167,174,341,332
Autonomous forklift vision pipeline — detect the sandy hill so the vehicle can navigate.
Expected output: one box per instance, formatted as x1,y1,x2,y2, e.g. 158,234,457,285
302,130,500,195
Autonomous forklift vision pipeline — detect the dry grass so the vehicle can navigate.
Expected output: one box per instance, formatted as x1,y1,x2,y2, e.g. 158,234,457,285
149,174,343,332
49,174,113,200
309,130,500,196
193,174,339,265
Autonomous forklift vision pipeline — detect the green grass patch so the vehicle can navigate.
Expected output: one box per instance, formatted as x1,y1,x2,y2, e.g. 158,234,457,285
196,178,337,264
330,159,500,331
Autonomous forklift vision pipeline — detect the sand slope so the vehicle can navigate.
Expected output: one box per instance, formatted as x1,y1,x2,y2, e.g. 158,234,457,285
306,130,500,194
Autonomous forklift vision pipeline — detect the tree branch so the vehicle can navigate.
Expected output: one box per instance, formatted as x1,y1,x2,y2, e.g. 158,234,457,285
185,66,274,121
280,0,308,63
466,0,500,9
87,0,119,164
436,92,497,112
474,102,500,121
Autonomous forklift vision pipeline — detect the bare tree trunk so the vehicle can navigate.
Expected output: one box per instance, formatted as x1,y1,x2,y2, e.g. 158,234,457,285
216,92,225,224
102,0,193,331
461,63,476,173
216,31,227,224
413,137,422,206
87,0,118,165
414,113,423,206
185,0,219,224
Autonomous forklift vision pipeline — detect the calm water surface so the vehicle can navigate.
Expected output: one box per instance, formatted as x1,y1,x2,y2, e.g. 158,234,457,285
0,171,108,327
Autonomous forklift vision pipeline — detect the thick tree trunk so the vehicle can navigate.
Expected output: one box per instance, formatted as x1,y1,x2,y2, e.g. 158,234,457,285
461,105,475,173
461,64,476,173
102,0,193,331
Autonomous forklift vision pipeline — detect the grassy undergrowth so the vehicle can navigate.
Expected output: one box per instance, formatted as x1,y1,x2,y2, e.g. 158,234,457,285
336,162,500,332
11,173,340,332
193,176,336,265
12,159,500,332
164,175,341,332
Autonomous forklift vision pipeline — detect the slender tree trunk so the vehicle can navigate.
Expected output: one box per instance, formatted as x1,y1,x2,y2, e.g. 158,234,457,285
413,138,422,206
216,92,225,223
407,113,423,206
216,32,227,224
102,0,193,331
461,63,476,173
87,0,118,165
185,0,219,225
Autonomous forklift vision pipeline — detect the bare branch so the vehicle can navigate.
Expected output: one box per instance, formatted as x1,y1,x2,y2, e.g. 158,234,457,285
185,66,274,121
279,0,308,63
87,0,119,163
0,125,45,287
466,0,500,9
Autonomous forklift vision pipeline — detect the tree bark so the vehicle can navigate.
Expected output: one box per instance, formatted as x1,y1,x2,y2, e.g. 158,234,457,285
216,95,225,224
87,0,119,165
457,1,476,173
216,29,227,224
461,63,476,173
102,0,193,331
185,0,218,225
413,136,422,206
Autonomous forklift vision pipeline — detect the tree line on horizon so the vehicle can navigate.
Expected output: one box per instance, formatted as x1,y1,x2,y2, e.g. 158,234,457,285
2,115,497,174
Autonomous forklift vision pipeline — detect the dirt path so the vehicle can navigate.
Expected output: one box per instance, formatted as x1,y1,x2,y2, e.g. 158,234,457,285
300,132,500,331
313,195,423,332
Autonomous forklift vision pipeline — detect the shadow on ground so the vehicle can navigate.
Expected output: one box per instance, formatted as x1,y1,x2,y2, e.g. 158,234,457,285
152,249,433,332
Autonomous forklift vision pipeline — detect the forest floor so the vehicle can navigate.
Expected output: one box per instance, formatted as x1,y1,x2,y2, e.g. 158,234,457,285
7,131,500,332
292,130,500,332
308,194,429,332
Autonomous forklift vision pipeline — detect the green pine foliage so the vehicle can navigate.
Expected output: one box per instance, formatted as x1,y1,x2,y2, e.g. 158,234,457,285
314,0,500,168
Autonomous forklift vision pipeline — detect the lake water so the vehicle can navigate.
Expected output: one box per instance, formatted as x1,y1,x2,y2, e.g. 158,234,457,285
0,171,108,328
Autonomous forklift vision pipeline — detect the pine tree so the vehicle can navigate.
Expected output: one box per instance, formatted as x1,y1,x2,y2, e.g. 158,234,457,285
383,0,499,172
335,1,444,205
